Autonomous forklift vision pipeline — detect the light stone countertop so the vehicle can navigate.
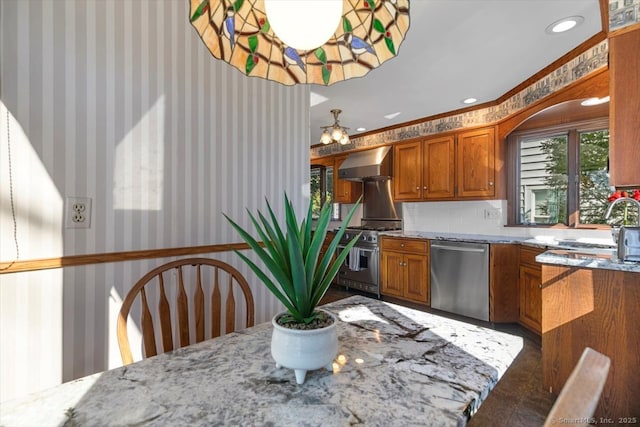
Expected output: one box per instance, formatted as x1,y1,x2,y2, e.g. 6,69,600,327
377,231,640,272
380,230,524,244
0,296,524,427
535,249,640,273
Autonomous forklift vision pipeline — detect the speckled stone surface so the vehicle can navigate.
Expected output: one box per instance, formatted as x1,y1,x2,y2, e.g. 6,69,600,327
0,296,524,427
381,231,523,244
536,249,640,272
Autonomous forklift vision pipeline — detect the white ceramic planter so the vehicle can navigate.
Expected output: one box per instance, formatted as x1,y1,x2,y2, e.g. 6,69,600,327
271,310,338,384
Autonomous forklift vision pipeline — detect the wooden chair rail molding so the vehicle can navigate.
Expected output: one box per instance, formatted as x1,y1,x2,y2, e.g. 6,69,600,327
0,242,255,275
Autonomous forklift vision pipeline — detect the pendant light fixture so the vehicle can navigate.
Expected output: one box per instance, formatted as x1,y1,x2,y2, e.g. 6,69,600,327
320,109,350,145
189,0,410,86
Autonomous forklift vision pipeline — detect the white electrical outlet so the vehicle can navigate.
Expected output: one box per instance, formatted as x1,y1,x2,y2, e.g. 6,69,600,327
65,197,92,228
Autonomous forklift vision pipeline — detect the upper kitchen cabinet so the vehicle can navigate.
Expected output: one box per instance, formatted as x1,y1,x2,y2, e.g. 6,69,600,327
333,154,362,203
609,27,640,188
393,127,495,201
423,136,456,199
393,140,422,200
457,127,496,198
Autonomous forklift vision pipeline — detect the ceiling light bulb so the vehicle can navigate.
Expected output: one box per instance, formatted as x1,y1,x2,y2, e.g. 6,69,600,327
339,131,350,145
265,0,343,50
546,16,584,35
320,130,332,144
462,97,477,104
331,126,344,141
581,96,610,106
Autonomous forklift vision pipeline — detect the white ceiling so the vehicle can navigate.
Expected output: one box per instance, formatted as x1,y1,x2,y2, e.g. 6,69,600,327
309,0,602,145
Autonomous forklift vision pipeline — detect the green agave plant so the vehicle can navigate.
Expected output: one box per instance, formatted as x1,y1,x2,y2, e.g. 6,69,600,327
224,194,361,324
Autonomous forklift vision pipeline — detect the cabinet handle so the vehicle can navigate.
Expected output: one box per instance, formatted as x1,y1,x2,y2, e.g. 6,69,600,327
400,243,404,247
416,186,420,190
488,181,494,186
423,186,428,190
538,284,542,289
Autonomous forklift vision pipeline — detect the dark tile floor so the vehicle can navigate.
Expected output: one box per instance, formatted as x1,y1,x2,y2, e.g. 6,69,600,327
320,286,556,427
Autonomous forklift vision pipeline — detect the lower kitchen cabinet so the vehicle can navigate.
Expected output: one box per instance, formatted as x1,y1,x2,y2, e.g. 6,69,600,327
518,246,544,334
380,237,429,304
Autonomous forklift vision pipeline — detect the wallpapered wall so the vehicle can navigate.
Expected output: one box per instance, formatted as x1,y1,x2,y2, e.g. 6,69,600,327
0,0,309,401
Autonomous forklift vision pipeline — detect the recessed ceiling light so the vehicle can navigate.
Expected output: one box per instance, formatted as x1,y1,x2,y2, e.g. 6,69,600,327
581,96,610,106
546,16,584,34
462,97,477,105
384,112,401,120
356,127,366,132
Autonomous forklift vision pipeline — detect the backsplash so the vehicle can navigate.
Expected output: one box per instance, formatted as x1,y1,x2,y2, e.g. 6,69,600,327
402,200,613,243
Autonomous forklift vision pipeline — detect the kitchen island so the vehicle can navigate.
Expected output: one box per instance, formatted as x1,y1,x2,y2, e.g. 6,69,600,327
0,296,523,427
536,250,640,420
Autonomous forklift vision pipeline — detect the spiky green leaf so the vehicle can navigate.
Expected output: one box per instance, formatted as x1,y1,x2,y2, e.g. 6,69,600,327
233,0,244,12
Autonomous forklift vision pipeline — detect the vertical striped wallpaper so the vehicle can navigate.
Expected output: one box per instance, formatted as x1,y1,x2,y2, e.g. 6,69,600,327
0,0,310,401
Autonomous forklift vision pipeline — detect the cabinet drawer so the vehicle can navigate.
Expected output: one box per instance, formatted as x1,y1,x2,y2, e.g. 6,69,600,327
381,238,428,254
520,246,544,267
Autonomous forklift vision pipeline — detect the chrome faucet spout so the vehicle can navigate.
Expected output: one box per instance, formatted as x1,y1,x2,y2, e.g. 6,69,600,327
604,197,640,225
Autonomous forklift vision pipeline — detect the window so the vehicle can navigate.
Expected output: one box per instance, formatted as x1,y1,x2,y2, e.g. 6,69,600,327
310,165,339,220
511,119,611,227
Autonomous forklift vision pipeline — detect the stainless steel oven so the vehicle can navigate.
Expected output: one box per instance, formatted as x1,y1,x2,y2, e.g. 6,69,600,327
336,218,402,298
336,243,380,296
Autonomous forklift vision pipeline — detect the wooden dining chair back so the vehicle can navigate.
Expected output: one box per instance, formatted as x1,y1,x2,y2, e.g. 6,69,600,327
543,347,611,427
117,257,255,365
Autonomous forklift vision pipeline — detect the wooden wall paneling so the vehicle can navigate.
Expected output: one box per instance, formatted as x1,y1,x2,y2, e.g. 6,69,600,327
609,27,640,187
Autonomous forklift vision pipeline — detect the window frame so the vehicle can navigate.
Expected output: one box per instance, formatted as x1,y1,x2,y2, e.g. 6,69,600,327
507,117,610,228
310,164,340,221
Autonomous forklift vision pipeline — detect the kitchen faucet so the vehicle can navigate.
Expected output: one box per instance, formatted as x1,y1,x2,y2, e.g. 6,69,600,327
604,197,640,226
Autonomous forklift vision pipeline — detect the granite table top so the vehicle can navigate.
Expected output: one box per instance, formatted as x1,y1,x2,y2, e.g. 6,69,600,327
0,296,523,427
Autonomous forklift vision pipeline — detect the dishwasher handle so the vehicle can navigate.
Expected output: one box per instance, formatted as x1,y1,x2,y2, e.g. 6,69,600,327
430,244,487,253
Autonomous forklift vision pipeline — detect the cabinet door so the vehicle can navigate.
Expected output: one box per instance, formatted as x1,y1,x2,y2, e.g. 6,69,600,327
334,154,362,203
423,136,455,199
519,265,542,334
393,141,422,200
457,127,496,198
404,254,429,303
381,251,404,297
609,28,640,187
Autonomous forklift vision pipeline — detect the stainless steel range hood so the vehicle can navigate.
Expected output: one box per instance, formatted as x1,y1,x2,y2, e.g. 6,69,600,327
337,146,392,181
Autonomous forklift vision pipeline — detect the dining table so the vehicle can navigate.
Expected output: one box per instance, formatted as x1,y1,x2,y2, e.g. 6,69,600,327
0,295,523,426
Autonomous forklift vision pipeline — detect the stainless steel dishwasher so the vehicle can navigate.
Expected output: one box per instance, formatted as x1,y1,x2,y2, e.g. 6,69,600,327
430,241,489,321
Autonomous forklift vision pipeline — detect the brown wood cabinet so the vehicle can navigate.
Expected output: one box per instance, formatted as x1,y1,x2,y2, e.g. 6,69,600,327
380,237,429,304
541,264,640,419
489,244,519,322
393,141,422,200
518,246,544,334
333,154,362,203
393,127,495,201
609,27,640,188
457,127,496,198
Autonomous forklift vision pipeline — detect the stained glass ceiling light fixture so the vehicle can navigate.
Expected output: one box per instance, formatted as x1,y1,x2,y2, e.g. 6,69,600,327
320,109,350,145
189,0,410,86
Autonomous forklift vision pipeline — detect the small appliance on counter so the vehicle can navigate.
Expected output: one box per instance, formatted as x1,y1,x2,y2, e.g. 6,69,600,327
617,226,640,262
